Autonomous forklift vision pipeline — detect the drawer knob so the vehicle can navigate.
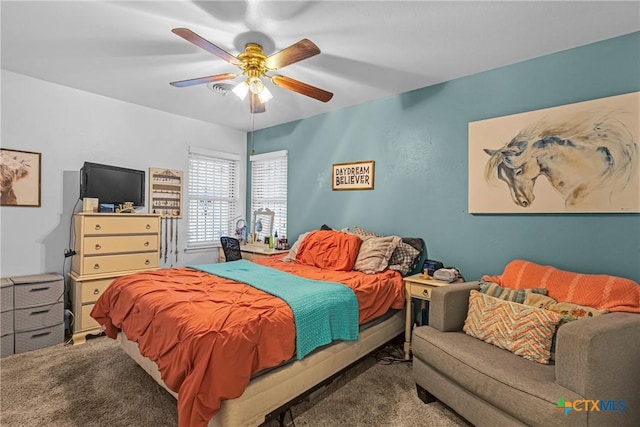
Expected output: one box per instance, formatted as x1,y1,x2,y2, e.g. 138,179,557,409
145,259,150,265
144,241,149,247
422,289,430,296
94,263,101,270
93,289,100,295
95,244,102,250
29,287,49,292
146,224,151,229
95,224,102,231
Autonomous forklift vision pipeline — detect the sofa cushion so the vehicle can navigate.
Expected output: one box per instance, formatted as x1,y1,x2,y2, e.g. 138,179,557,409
482,259,640,313
479,281,546,303
411,326,584,426
463,291,563,364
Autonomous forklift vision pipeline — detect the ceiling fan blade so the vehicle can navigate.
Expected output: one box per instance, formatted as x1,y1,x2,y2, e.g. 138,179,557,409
172,28,242,66
170,73,237,88
264,39,320,70
250,92,266,114
271,75,333,102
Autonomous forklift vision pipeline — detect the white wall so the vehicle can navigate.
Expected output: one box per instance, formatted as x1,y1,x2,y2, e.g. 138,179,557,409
1,70,246,277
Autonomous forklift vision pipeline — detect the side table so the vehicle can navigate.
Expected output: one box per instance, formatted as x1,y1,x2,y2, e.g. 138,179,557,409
403,273,455,360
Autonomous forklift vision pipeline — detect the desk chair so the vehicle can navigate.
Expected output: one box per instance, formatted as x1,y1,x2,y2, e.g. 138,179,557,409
220,236,242,262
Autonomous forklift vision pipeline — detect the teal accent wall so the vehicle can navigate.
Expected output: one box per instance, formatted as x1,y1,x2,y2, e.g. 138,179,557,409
250,32,640,282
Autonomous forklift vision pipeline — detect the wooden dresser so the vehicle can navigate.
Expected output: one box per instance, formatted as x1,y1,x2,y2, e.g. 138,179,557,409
69,213,160,344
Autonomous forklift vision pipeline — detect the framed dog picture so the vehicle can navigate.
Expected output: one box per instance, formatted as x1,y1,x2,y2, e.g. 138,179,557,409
1,148,41,207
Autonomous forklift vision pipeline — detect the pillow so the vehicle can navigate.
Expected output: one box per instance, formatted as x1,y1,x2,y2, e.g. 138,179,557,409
282,232,310,262
353,235,401,274
523,293,557,309
482,259,640,313
388,241,421,276
523,293,609,320
547,301,609,320
463,290,563,364
296,229,362,271
351,226,421,276
479,281,547,304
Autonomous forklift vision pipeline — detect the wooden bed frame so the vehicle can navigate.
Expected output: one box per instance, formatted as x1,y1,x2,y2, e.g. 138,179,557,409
118,309,405,426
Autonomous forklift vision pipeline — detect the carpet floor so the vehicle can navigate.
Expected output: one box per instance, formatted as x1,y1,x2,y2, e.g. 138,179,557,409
0,336,470,426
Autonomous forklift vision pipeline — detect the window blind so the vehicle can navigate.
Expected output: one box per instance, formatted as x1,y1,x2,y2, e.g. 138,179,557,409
187,151,239,248
250,150,288,241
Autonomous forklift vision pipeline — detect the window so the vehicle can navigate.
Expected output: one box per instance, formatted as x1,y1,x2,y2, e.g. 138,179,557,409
250,150,288,241
187,147,239,248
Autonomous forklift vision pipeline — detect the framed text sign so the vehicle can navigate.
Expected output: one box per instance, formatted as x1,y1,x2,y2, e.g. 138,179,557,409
332,160,375,191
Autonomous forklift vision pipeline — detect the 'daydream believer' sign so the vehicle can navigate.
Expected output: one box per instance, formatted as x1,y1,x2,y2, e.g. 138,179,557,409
332,160,375,191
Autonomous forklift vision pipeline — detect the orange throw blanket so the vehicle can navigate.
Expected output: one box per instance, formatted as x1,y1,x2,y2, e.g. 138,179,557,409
482,259,640,313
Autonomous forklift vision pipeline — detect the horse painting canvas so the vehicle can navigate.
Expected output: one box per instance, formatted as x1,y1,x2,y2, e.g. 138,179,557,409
468,92,639,213
0,148,41,207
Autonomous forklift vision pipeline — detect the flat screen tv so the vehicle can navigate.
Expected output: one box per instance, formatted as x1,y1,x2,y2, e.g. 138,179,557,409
80,162,145,207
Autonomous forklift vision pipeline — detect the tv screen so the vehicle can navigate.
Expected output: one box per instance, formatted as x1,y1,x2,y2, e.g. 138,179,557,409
80,162,145,207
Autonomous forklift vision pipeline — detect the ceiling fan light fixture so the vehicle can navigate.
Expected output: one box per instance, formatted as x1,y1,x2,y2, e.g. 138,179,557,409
248,76,264,95
232,81,249,100
258,86,273,103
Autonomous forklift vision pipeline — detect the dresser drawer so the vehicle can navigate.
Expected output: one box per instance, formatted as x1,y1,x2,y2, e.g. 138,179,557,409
83,235,159,255
83,216,159,235
15,323,64,354
1,310,13,335
79,304,100,331
80,278,114,304
14,278,64,309
82,252,158,275
14,302,63,332
409,283,433,299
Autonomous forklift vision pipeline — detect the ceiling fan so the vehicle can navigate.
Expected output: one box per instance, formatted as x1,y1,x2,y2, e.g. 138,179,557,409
170,28,333,113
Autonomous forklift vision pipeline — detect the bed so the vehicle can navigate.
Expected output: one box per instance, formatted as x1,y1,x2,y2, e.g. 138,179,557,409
91,228,424,427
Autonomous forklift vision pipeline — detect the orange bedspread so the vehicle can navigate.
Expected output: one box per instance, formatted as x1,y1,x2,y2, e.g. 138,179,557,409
91,257,403,427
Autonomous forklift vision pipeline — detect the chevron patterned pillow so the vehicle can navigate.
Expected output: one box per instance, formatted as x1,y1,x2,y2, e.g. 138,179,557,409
463,290,563,364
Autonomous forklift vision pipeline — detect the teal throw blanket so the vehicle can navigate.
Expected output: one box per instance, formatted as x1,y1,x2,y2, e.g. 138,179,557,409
188,260,359,359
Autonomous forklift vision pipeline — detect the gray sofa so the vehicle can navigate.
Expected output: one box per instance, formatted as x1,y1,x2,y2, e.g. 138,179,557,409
412,282,640,427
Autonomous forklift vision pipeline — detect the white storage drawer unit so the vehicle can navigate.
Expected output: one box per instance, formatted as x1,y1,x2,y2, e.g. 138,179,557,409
1,277,14,357
2,273,65,356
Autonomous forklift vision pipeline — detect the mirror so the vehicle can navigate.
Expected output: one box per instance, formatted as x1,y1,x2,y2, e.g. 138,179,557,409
252,208,274,243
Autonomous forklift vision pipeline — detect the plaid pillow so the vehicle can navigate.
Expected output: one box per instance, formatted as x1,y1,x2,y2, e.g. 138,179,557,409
388,242,420,275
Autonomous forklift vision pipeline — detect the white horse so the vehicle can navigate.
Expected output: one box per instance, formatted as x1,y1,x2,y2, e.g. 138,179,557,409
484,111,638,208
1,151,31,205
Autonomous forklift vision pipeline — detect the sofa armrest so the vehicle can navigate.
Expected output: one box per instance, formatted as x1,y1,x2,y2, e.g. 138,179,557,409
556,312,640,415
428,281,480,332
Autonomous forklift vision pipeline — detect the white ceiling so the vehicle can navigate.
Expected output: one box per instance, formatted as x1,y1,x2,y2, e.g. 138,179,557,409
2,1,639,132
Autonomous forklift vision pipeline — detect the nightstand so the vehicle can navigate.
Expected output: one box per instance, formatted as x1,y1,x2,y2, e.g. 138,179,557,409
403,273,454,360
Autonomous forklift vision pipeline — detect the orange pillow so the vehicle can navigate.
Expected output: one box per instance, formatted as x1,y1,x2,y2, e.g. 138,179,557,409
483,260,640,313
296,230,362,271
